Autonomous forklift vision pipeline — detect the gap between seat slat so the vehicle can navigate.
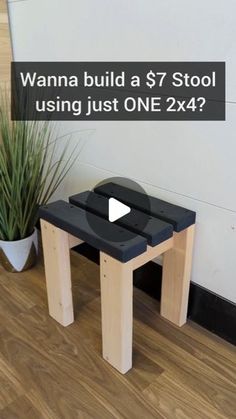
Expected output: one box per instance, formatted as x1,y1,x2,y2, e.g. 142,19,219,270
39,200,147,262
95,182,196,232
69,191,173,246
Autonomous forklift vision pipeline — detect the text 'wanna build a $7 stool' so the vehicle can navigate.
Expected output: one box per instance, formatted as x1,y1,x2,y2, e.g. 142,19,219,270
39,182,196,374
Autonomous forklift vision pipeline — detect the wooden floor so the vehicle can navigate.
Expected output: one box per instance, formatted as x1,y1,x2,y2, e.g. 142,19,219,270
0,250,236,418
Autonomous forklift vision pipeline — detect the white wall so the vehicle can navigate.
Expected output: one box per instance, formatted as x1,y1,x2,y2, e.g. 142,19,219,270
8,0,236,303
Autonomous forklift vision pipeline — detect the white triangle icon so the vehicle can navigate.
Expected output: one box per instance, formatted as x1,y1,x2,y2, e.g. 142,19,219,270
108,198,131,222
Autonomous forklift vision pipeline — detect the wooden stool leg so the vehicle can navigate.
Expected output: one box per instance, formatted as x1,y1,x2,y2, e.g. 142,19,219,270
161,225,195,326
40,220,74,327
100,252,133,374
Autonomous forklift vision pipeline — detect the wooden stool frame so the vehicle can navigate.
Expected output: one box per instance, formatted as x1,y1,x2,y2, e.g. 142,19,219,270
41,219,195,374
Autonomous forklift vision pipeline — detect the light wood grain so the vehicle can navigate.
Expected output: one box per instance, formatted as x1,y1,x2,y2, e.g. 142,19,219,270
40,220,74,326
0,0,12,86
132,237,173,270
161,225,195,326
41,223,194,372
68,234,83,249
100,252,133,374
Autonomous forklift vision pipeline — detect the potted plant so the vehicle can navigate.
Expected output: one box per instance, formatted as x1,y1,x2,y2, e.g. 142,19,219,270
0,94,78,272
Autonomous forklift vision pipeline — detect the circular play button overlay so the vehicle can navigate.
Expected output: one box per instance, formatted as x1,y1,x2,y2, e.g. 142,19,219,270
85,177,151,243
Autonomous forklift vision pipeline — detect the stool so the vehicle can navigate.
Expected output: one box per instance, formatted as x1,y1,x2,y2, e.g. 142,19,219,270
39,182,196,374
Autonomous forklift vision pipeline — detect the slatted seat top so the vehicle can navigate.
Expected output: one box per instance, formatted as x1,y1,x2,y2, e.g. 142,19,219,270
69,191,173,247
39,200,147,262
39,183,196,262
95,182,196,232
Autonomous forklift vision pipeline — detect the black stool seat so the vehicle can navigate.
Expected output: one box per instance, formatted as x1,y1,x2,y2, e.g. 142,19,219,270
39,200,147,262
39,183,196,262
69,191,173,247
95,182,196,232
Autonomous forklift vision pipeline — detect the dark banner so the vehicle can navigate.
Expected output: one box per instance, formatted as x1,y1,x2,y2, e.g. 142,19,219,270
11,61,225,121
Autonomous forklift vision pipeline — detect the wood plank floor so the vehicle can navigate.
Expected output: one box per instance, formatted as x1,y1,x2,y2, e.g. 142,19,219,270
0,249,236,418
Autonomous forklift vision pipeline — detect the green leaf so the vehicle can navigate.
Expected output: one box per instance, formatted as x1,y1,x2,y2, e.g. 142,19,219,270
0,90,81,241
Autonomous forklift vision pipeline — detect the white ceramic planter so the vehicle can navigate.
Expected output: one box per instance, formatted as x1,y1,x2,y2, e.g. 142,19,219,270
0,229,38,272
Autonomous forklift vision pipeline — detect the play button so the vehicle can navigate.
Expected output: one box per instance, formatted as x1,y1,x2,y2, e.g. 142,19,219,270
108,198,131,222
85,176,150,242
